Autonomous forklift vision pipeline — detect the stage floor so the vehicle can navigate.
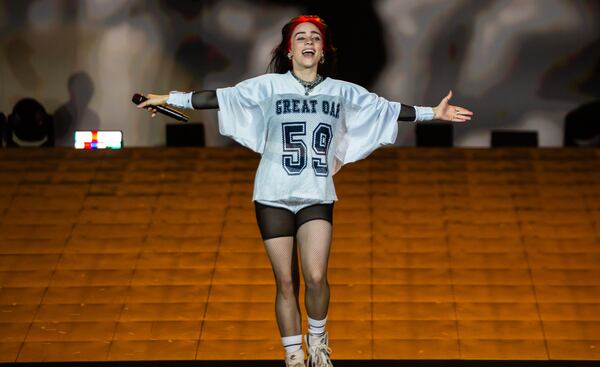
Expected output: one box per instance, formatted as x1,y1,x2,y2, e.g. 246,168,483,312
0,147,599,362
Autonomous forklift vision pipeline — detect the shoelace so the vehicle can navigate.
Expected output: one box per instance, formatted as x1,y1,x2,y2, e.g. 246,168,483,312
308,343,333,367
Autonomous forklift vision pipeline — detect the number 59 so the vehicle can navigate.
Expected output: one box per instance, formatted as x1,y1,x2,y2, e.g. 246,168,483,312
282,122,332,176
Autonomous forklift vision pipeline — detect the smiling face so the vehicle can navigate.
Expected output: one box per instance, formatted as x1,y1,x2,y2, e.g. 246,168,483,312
288,22,324,71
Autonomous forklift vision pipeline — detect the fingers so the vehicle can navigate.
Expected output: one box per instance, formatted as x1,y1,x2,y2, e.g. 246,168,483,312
137,103,158,117
137,94,163,109
448,105,473,123
453,113,471,122
137,101,159,108
444,90,452,101
460,114,472,121
451,105,473,116
139,106,156,112
453,116,470,123
137,100,157,109
136,94,159,118
454,113,471,122
454,106,474,117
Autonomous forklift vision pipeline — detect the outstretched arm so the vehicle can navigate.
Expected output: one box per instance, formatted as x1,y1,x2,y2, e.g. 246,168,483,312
136,90,219,117
165,90,219,110
398,91,473,123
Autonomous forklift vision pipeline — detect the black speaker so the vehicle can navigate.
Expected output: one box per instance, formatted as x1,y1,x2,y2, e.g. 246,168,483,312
166,123,205,147
564,101,600,147
416,123,454,147
7,98,54,147
0,112,6,147
491,130,538,147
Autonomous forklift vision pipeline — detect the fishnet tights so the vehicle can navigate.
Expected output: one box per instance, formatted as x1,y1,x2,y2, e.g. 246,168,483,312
263,219,332,337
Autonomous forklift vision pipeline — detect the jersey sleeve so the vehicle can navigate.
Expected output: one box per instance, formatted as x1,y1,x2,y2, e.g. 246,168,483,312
334,82,401,166
216,75,271,154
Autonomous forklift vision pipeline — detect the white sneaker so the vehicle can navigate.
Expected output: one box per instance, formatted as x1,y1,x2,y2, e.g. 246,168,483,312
304,332,333,367
285,348,305,367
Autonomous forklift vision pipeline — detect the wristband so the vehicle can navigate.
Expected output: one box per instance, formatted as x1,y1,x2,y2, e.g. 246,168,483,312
166,91,194,109
414,106,435,121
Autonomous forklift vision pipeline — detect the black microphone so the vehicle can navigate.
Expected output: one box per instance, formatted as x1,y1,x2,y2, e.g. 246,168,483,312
132,93,189,122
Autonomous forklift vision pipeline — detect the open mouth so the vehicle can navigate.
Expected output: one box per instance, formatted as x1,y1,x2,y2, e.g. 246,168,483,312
302,49,316,57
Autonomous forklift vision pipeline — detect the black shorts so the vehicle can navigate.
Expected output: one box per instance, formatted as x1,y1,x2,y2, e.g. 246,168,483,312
254,201,334,240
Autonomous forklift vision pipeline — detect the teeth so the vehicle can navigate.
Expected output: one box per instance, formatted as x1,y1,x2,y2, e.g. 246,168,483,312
302,50,315,54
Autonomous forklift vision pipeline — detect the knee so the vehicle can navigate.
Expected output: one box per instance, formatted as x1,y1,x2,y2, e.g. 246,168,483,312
305,271,328,289
276,276,296,298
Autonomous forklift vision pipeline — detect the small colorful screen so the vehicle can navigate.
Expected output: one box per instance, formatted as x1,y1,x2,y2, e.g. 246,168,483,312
75,131,123,149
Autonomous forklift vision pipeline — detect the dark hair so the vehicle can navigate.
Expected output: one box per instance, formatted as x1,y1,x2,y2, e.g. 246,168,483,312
267,15,337,76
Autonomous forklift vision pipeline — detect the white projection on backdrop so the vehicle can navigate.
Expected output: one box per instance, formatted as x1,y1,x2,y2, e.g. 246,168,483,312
461,0,582,96
375,0,465,146
0,0,597,147
375,0,596,146
82,0,130,22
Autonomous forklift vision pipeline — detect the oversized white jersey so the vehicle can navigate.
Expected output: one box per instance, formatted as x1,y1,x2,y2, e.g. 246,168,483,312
215,71,401,205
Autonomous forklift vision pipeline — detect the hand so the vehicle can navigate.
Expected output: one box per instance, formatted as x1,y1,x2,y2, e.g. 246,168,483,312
432,90,473,123
136,93,169,118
